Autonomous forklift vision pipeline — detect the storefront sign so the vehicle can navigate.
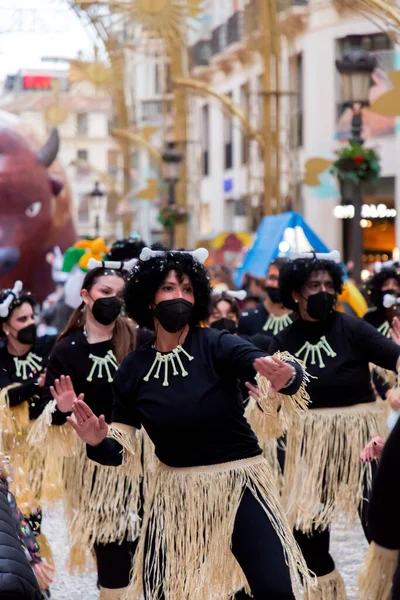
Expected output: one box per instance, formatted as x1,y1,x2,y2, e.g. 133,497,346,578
334,203,397,219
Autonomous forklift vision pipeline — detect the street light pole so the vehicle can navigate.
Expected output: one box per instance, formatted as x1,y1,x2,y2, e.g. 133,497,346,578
161,142,183,250
89,181,105,239
335,47,377,282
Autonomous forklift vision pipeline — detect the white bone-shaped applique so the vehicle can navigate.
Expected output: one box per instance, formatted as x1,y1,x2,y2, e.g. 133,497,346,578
212,289,247,301
87,258,138,272
383,294,400,309
140,247,209,264
374,260,400,274
289,250,341,264
0,280,23,318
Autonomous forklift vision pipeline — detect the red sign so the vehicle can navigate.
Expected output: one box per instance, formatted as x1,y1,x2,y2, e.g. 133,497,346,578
22,76,52,90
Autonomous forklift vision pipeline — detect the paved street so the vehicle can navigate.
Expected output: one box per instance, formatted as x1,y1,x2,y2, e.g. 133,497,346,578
43,503,368,599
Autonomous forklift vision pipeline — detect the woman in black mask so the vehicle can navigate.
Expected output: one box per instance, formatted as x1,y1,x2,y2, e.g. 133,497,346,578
269,251,400,599
0,280,57,592
208,291,242,334
67,246,314,600
30,261,152,600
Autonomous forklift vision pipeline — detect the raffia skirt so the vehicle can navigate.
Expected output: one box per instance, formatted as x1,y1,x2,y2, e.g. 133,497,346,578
282,401,388,533
123,454,313,600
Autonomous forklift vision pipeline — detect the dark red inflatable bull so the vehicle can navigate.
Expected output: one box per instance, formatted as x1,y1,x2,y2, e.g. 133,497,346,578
0,111,76,300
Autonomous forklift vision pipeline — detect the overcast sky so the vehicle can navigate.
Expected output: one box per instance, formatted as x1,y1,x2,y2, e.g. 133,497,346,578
0,0,93,78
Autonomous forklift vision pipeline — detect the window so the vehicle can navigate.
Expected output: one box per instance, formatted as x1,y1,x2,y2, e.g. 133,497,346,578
155,63,161,95
296,53,303,147
202,105,210,176
77,113,88,135
224,92,233,170
108,149,119,178
166,63,172,93
77,149,88,161
76,149,89,178
240,84,249,164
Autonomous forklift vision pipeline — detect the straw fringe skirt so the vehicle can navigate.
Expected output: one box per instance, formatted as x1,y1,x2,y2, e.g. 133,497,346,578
282,401,388,533
122,454,313,600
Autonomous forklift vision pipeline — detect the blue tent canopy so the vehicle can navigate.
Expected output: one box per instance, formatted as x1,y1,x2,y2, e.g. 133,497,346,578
235,211,329,287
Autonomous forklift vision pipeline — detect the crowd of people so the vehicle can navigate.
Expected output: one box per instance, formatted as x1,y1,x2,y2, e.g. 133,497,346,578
0,235,399,600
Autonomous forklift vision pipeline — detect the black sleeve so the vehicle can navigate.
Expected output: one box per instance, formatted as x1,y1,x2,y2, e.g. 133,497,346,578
368,418,400,549
268,336,281,355
213,331,302,395
41,345,71,425
372,368,390,400
111,357,142,429
4,380,39,408
352,318,400,372
86,438,123,467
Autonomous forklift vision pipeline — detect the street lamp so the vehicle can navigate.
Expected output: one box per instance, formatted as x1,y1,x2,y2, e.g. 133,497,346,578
89,181,105,239
161,142,183,249
335,48,377,281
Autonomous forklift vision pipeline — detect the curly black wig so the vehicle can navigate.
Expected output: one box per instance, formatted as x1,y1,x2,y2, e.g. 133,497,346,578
124,251,212,329
279,258,344,312
0,289,36,336
366,267,400,307
106,237,146,262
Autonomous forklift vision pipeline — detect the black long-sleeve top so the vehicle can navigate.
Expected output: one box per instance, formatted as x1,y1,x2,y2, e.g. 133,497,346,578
238,302,295,340
364,307,390,336
269,312,400,409
368,417,400,550
42,328,153,426
88,327,303,469
0,336,56,420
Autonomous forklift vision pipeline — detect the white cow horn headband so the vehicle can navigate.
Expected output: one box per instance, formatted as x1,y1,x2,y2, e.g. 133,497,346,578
212,289,247,301
0,280,23,318
139,247,209,264
87,258,138,272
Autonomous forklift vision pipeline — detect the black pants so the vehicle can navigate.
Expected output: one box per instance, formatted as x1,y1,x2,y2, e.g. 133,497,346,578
145,487,295,600
94,539,138,589
293,462,377,578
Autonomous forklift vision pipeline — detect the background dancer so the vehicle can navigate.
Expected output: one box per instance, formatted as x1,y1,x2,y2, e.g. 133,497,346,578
270,250,400,599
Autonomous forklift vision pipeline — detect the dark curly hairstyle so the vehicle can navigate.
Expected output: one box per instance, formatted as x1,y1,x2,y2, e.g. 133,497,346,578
106,237,146,262
279,258,344,312
209,293,241,320
124,251,212,329
0,289,36,336
366,267,400,307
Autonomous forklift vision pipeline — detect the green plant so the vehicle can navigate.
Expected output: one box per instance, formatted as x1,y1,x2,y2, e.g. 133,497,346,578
331,141,381,185
158,203,189,229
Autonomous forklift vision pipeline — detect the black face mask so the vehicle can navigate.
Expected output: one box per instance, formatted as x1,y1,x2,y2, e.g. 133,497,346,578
210,318,238,334
306,291,336,321
154,299,193,333
266,286,281,304
91,296,122,326
16,323,37,345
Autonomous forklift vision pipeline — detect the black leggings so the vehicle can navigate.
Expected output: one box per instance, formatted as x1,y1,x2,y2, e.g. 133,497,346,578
94,539,138,589
144,487,295,600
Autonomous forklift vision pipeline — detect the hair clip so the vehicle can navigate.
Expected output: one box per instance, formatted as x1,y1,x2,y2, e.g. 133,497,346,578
383,293,400,309
87,258,138,272
289,250,341,264
212,289,247,301
140,247,209,264
0,280,23,318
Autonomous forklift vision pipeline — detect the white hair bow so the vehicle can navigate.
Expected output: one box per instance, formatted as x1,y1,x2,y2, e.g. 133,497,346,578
140,247,209,264
212,289,247,301
383,294,400,309
87,258,138,272
289,250,341,264
0,280,23,318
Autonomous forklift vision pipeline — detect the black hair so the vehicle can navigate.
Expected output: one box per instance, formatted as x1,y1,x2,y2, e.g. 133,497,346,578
106,237,146,262
279,258,344,311
268,257,288,272
124,251,212,329
210,293,241,320
0,289,36,336
366,267,400,307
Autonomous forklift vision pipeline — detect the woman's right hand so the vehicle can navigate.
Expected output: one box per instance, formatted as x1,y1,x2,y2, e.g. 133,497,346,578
360,436,385,462
50,375,78,413
67,399,108,447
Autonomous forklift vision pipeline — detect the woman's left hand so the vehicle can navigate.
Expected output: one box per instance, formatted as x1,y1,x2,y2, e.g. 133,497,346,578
253,356,295,393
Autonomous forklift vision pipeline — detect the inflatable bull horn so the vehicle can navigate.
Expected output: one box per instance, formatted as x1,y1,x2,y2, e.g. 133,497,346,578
36,128,59,167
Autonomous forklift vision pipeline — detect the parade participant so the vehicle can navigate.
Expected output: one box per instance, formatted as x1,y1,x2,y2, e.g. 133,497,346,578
268,250,400,599
364,265,400,337
359,417,400,600
238,257,294,342
29,257,149,600
68,246,313,600
106,236,146,262
207,289,246,334
0,280,57,570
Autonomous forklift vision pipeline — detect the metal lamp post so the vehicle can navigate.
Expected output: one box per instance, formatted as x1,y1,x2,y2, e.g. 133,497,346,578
161,142,183,249
335,48,377,281
89,181,105,238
